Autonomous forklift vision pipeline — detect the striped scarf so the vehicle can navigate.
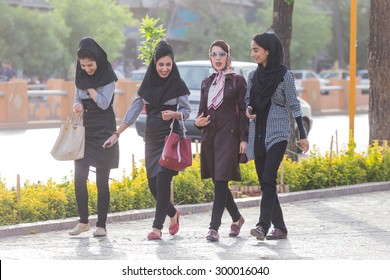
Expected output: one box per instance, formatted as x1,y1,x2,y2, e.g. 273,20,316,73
207,70,225,110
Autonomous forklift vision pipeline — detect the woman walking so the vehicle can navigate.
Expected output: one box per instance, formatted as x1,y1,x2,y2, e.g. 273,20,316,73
195,40,248,241
69,37,119,237
104,41,191,240
246,32,309,241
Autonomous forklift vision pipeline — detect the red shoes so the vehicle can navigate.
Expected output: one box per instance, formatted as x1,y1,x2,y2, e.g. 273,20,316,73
147,230,162,240
169,209,180,235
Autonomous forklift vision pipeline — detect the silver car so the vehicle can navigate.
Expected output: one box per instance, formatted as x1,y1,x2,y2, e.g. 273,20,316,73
135,60,313,140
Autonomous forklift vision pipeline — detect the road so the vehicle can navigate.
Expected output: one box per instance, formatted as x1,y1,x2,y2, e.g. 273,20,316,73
0,113,369,187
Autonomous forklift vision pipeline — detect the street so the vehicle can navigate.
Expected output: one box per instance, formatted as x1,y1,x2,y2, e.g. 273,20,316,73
0,113,369,187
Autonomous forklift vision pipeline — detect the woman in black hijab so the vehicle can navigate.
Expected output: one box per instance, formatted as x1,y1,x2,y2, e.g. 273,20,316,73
246,32,309,241
104,41,191,240
69,37,119,237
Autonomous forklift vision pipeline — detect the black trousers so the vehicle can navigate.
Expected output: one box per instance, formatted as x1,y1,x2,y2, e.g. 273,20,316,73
148,172,177,230
209,180,241,231
254,140,288,234
74,161,111,229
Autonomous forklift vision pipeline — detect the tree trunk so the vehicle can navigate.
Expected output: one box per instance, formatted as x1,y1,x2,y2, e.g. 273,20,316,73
271,0,293,69
368,1,390,144
272,0,298,161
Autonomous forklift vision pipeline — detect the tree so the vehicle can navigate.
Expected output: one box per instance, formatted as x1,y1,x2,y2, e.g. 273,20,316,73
0,3,69,81
271,0,299,161
258,0,332,69
368,1,390,144
48,0,136,76
137,16,167,66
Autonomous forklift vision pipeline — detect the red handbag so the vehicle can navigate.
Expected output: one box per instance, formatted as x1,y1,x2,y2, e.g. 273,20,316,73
159,113,192,171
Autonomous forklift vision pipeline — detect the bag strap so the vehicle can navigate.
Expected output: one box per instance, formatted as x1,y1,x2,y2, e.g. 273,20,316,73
67,111,83,127
168,112,187,138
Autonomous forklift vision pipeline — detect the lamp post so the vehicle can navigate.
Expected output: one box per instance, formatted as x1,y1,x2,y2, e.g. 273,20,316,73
349,0,357,143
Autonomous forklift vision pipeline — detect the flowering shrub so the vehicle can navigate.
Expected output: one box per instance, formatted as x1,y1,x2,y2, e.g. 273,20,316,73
1,140,389,226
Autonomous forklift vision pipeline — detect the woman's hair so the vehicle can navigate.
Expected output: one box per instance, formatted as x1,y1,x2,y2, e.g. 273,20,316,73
209,40,231,56
77,49,95,61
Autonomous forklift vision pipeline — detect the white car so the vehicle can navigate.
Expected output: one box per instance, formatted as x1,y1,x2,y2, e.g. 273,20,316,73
291,69,328,89
135,60,313,140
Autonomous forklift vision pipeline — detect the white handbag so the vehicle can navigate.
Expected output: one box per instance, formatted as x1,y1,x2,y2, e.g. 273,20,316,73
51,112,85,161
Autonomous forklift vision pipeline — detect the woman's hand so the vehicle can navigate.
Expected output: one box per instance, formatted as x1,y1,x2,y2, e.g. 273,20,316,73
239,141,247,154
246,106,256,120
102,134,118,149
194,112,210,127
299,138,309,153
73,103,83,113
161,110,177,121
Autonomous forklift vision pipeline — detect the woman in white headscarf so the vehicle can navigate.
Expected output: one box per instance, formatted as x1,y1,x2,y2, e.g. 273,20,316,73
195,40,249,241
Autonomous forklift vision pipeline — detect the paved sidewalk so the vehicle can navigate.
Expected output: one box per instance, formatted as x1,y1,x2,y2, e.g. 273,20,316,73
0,182,390,260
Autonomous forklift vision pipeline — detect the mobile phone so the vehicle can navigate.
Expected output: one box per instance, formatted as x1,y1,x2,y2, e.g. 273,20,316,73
103,142,111,148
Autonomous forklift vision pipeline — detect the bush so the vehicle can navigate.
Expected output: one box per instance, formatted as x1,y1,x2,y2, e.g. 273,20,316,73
1,141,390,226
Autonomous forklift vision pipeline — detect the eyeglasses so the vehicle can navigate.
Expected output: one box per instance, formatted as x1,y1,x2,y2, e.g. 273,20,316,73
209,51,227,58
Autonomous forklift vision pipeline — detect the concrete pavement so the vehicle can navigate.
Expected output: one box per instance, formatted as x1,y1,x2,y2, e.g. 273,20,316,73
0,182,390,260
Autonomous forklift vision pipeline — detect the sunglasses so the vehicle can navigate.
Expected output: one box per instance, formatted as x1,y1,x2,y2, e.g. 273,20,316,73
209,51,227,57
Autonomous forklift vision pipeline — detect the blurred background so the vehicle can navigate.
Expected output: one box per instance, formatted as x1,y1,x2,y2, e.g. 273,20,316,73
0,0,370,83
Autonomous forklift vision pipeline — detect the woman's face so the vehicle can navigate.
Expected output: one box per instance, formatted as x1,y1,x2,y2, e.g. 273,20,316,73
209,45,228,71
79,58,97,75
251,40,269,67
156,55,173,78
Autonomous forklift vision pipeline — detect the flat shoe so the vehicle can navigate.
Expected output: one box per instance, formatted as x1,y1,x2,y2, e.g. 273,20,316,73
68,223,90,235
93,227,107,237
266,228,287,240
147,231,162,240
169,209,180,235
250,226,266,241
206,229,219,242
229,215,245,237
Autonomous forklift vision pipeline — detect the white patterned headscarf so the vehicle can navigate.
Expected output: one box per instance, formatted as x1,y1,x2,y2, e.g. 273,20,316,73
207,40,233,110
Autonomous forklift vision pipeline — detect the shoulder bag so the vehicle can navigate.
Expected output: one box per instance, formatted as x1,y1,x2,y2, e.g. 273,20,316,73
51,111,85,161
159,112,192,171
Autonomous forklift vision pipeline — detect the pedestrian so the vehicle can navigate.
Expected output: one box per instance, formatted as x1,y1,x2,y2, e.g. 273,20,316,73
0,60,17,81
69,37,119,237
194,40,248,241
246,32,309,241
103,40,191,240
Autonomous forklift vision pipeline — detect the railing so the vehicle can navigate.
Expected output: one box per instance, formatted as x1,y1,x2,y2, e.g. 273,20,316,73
0,79,138,127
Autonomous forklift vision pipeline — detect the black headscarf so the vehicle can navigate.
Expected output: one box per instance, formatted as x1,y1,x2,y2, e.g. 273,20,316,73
251,32,288,112
137,40,190,106
75,37,117,90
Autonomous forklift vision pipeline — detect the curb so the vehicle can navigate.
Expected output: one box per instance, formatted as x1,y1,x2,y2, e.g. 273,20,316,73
1,181,389,239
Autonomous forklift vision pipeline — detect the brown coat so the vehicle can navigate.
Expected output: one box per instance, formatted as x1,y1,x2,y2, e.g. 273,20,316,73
197,73,249,181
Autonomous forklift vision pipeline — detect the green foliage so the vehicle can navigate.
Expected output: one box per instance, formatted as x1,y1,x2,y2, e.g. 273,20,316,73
258,0,332,69
137,15,167,66
18,179,68,222
173,155,214,205
233,160,258,186
2,142,390,226
0,0,136,80
0,179,18,225
178,13,260,62
0,3,70,80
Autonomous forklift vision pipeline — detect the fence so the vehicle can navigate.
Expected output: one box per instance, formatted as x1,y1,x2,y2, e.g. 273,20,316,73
0,78,140,128
0,77,369,129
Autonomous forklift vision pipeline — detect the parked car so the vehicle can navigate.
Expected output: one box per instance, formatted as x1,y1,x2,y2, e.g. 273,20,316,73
319,69,349,80
291,69,328,89
135,60,313,142
127,68,147,81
